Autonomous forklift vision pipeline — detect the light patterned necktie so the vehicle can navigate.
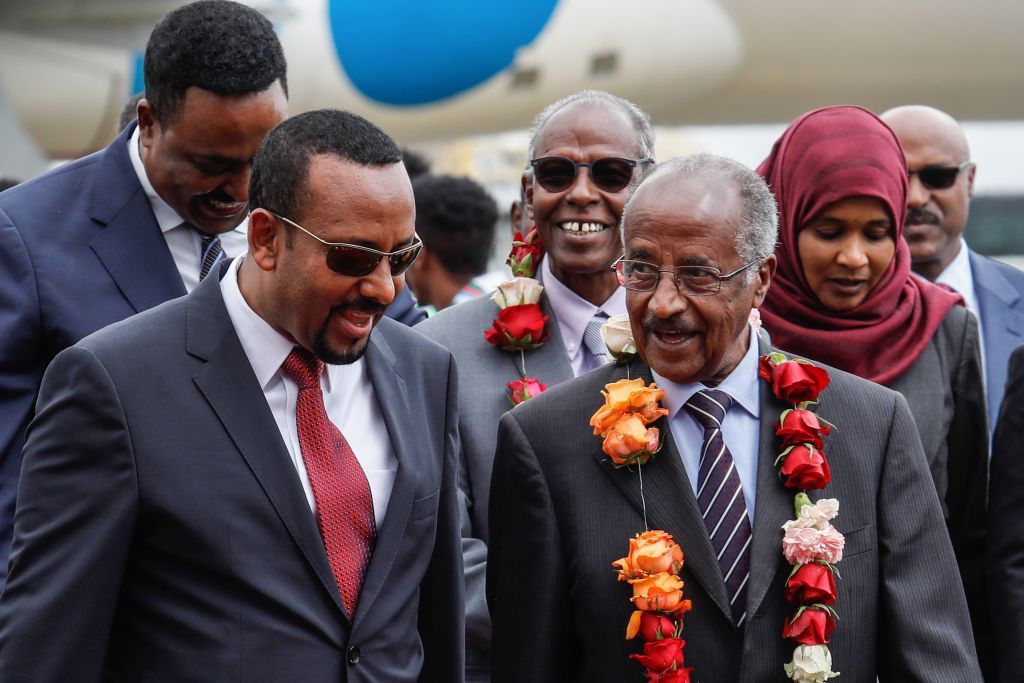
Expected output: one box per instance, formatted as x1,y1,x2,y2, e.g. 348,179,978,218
582,312,610,371
280,348,376,618
198,232,225,281
684,388,752,626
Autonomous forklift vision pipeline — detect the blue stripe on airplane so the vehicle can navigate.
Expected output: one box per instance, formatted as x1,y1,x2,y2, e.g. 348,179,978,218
328,0,558,106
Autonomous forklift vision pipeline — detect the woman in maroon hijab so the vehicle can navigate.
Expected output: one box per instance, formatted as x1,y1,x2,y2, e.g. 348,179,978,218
757,105,989,671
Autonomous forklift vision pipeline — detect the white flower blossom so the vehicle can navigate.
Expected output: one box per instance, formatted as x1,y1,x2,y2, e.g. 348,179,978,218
784,498,840,531
600,315,637,359
491,277,544,309
784,644,840,682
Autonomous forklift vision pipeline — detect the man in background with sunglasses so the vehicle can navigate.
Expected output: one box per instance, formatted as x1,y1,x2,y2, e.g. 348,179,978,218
417,90,654,682
0,109,463,682
883,105,1024,437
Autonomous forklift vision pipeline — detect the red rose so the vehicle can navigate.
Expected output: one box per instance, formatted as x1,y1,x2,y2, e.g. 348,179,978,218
507,377,547,405
779,444,832,491
782,606,836,645
785,562,837,605
759,357,830,404
632,611,679,641
630,637,685,672
484,303,549,350
507,227,545,278
645,668,693,682
776,409,831,449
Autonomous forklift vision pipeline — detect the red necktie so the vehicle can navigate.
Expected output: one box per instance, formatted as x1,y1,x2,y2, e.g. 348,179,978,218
281,348,376,617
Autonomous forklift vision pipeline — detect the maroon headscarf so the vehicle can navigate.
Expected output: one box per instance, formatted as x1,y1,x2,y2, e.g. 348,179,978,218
757,105,962,385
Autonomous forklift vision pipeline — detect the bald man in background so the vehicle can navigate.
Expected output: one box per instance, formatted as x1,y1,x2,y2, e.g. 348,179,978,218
882,106,1024,436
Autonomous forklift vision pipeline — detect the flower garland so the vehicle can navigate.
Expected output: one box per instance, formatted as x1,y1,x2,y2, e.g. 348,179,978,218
759,352,843,683
589,326,694,681
483,228,550,405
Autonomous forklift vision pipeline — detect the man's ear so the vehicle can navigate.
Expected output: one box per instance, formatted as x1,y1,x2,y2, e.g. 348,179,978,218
966,163,976,200
248,209,283,271
752,254,777,307
136,99,158,143
521,171,534,223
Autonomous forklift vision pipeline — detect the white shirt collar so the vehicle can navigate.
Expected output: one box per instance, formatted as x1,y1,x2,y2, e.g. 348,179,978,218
652,323,762,423
220,256,341,392
935,238,980,317
128,125,186,232
541,255,627,357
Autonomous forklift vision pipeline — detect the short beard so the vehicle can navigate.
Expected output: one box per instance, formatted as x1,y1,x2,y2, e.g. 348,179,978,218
311,300,386,365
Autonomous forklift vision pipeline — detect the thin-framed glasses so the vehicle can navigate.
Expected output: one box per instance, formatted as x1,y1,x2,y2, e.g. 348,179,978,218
268,211,421,277
612,257,760,296
529,156,653,193
909,161,973,191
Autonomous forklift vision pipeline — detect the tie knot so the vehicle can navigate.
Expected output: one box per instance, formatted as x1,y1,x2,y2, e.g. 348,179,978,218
582,312,610,359
684,389,732,430
281,348,324,389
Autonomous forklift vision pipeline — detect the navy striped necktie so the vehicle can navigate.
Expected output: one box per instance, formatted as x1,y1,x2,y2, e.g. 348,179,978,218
199,232,225,281
582,312,610,371
684,388,752,626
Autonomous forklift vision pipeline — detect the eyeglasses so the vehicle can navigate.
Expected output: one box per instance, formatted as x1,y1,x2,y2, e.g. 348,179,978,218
269,212,421,277
529,156,653,193
910,161,973,191
612,257,759,296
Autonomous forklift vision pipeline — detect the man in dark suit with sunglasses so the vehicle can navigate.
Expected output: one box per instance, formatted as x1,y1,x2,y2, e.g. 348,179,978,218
417,90,654,682
883,105,1024,436
0,109,463,682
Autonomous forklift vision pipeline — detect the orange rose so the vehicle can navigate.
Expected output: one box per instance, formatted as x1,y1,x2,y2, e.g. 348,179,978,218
630,385,669,423
629,572,692,614
613,530,684,580
591,378,645,434
602,415,661,466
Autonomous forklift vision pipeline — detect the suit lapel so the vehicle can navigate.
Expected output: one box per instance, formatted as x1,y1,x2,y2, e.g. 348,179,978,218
745,341,797,619
517,293,575,382
351,325,420,630
88,125,185,313
591,360,735,623
186,274,347,620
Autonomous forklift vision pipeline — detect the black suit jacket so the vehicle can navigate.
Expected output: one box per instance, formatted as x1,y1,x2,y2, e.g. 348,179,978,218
0,268,464,682
989,343,1024,683
0,124,185,585
488,344,980,682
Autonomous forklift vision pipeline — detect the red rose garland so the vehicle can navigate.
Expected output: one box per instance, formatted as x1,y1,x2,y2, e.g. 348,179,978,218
759,352,842,682
483,228,550,404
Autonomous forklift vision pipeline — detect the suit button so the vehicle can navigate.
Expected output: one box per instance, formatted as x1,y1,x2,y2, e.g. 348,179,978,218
347,645,360,665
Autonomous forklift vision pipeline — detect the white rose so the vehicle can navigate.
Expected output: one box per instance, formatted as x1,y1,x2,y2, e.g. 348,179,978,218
600,315,637,360
784,498,840,531
491,277,544,309
784,644,840,682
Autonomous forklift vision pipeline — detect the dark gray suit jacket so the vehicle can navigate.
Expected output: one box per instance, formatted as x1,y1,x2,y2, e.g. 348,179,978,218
488,342,981,682
0,268,464,682
417,292,573,680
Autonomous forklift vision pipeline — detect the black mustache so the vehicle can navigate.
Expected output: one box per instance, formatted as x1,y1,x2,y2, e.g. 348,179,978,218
641,316,697,335
330,300,387,317
204,189,240,204
906,207,940,225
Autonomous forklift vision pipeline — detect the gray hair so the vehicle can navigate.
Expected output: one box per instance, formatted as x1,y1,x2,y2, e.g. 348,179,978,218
527,90,656,162
621,153,779,283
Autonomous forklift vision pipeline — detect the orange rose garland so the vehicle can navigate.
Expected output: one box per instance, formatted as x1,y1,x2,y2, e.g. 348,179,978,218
760,353,842,682
590,378,668,467
484,228,550,405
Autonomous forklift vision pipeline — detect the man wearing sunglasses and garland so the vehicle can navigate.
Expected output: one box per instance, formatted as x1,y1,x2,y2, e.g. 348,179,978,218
0,109,463,682
882,105,1024,436
417,90,655,682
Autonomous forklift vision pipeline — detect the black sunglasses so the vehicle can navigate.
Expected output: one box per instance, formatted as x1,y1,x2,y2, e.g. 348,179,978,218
529,156,653,193
910,161,972,191
269,212,421,277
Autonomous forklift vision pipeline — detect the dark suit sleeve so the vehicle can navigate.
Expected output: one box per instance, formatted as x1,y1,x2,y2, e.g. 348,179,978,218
487,411,573,683
989,345,1024,683
0,208,46,586
943,310,992,677
876,391,982,681
417,354,465,683
460,446,491,655
0,346,139,682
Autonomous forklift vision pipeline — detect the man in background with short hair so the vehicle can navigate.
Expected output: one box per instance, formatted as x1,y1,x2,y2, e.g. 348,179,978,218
882,105,1024,433
406,174,503,312
0,0,288,586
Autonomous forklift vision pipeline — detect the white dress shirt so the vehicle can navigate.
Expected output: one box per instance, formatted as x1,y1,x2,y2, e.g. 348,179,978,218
935,238,986,373
128,126,248,292
653,325,761,521
219,256,396,528
541,256,628,376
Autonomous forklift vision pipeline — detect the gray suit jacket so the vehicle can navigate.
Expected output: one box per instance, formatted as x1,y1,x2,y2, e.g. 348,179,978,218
0,267,464,682
487,341,981,682
416,292,573,680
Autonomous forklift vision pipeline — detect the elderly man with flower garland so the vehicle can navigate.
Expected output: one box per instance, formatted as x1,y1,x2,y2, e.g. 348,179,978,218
486,153,981,682
416,90,656,681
